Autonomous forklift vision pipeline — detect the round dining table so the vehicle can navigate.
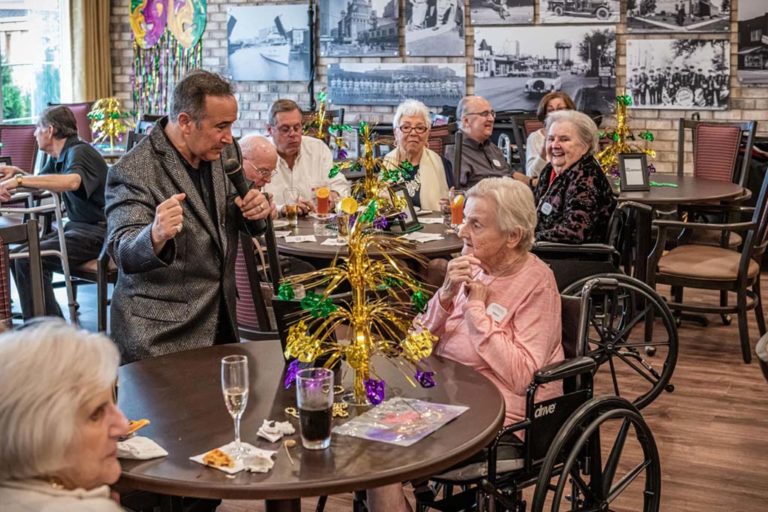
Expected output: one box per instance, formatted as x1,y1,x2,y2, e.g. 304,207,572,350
275,216,463,260
618,174,745,205
118,340,505,511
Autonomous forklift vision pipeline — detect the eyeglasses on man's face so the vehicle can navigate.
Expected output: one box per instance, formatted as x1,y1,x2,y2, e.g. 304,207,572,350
398,125,428,134
464,110,496,119
244,160,277,178
274,124,303,136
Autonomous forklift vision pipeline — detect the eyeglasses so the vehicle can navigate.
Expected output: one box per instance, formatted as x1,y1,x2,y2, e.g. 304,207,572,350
275,124,303,135
398,125,428,134
464,110,496,119
244,160,277,178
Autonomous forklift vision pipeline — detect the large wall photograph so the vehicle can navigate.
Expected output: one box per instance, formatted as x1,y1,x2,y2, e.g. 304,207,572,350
405,0,465,56
327,63,466,107
737,1,768,84
627,0,730,33
319,0,399,57
539,0,619,24
227,4,310,81
469,0,534,25
474,25,616,113
626,39,730,109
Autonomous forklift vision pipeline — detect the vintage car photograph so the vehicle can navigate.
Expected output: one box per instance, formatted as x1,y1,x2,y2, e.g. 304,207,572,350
540,0,619,23
474,25,616,112
736,0,768,84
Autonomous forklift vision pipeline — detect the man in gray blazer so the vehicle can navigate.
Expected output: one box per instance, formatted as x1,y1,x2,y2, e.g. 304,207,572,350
106,70,272,362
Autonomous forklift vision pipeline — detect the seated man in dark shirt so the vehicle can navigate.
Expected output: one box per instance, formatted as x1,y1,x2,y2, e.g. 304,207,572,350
0,105,108,319
456,95,512,188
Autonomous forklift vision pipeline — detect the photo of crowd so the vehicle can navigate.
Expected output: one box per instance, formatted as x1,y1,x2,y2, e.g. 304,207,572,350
327,63,465,106
626,39,730,109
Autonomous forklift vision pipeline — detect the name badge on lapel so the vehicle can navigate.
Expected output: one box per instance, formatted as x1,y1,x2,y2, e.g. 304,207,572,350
486,303,508,323
541,202,553,215
492,159,502,168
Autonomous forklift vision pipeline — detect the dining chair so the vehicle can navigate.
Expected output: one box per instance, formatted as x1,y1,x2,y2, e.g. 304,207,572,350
48,101,94,142
0,219,46,323
135,114,163,134
66,242,117,333
235,231,278,340
125,130,146,151
756,333,768,382
510,113,543,164
0,124,38,173
647,169,768,363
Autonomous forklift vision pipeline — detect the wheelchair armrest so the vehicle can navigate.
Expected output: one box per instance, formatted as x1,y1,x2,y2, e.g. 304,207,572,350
534,356,596,385
532,241,617,256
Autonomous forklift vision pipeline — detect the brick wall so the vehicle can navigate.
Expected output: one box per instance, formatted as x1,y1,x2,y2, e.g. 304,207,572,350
110,0,768,173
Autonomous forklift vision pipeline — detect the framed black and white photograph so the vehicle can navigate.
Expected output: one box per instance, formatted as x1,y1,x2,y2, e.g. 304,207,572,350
470,0,534,25
737,1,768,85
474,26,616,113
405,0,465,57
540,0,619,24
319,0,399,57
227,4,311,82
327,63,466,107
626,39,730,110
619,153,649,191
627,0,731,33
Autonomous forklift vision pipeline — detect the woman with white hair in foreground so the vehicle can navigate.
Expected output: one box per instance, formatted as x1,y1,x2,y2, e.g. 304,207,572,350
367,177,564,511
0,321,129,511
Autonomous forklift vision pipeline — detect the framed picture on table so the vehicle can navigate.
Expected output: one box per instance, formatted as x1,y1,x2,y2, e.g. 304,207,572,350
618,153,649,192
388,185,421,233
0,157,11,168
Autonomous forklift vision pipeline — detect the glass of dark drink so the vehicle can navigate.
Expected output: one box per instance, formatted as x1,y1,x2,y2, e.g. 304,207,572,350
296,367,334,450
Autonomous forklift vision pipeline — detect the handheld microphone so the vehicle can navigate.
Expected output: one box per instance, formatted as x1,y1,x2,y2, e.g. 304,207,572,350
223,158,268,236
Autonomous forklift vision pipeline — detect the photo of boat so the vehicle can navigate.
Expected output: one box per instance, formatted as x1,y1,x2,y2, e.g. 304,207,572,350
260,21,290,66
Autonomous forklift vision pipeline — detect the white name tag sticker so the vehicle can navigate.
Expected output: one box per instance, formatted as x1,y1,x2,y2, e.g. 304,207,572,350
541,202,553,215
492,159,502,168
486,303,508,323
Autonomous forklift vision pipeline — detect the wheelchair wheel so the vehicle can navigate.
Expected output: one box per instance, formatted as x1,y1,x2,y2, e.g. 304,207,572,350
532,396,661,512
562,274,677,410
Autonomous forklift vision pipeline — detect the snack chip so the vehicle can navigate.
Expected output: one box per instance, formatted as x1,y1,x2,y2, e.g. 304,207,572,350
202,448,234,468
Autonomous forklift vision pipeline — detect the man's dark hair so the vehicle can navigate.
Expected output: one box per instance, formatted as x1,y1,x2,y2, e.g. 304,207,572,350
267,99,302,126
170,69,234,123
38,106,78,139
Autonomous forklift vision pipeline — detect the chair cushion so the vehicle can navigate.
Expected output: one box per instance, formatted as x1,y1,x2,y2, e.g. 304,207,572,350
658,244,759,281
431,457,524,484
687,229,742,249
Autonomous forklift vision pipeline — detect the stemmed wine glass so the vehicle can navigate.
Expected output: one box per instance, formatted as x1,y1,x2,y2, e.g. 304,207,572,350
221,355,249,459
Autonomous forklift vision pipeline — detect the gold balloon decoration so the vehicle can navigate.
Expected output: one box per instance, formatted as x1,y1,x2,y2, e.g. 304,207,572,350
596,93,657,177
87,98,135,150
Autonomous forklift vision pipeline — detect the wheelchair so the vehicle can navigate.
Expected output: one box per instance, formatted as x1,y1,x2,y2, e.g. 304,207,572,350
414,276,666,512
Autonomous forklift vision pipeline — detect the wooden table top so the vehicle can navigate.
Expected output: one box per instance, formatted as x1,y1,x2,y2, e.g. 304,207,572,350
275,216,463,260
618,174,744,205
118,340,505,501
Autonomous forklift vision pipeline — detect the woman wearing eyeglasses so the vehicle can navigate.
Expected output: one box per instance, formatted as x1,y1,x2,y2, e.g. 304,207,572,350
382,99,453,212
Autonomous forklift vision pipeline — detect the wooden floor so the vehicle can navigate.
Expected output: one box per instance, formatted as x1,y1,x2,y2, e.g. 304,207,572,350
210,279,768,512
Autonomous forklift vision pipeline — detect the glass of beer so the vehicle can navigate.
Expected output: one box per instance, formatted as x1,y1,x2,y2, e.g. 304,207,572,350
296,367,334,450
284,188,300,228
449,189,465,231
221,355,250,458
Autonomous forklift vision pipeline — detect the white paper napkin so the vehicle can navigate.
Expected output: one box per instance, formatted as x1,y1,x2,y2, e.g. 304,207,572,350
401,232,445,243
273,230,292,238
320,238,348,246
190,442,277,475
419,217,445,224
285,235,317,243
257,419,296,443
117,436,168,460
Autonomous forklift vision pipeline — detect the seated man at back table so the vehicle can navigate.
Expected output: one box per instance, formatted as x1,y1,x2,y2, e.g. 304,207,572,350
455,95,512,189
0,105,108,319
264,99,349,216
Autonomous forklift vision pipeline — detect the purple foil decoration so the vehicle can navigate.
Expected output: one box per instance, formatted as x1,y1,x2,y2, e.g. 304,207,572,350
349,213,358,228
337,148,348,160
648,163,656,174
364,378,385,405
416,370,436,388
373,216,389,230
284,359,301,389
609,165,620,178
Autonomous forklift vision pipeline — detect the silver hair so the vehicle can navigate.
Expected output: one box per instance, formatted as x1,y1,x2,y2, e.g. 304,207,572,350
0,321,120,481
392,99,431,130
545,110,599,153
466,177,537,252
455,96,471,132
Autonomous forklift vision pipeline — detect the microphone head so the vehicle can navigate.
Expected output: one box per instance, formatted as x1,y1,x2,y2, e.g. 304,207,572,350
223,158,241,175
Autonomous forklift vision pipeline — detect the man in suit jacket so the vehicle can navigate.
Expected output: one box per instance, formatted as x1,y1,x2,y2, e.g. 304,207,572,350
105,70,271,363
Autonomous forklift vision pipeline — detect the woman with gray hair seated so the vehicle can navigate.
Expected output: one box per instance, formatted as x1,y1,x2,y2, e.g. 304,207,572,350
382,99,453,212
533,109,616,244
367,177,563,512
0,321,129,511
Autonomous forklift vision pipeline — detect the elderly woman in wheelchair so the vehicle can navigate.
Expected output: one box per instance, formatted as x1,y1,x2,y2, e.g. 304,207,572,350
368,177,566,511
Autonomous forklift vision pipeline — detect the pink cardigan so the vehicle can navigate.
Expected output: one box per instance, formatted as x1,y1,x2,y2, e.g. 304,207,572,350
416,255,563,426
